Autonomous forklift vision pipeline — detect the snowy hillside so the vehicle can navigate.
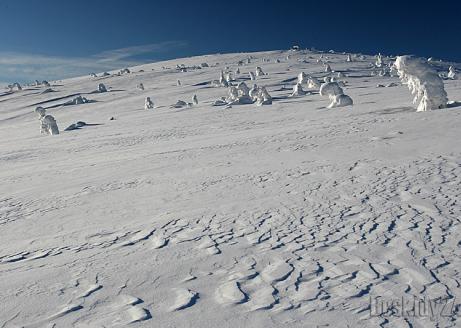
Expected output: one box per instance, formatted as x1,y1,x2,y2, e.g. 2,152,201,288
1,49,460,328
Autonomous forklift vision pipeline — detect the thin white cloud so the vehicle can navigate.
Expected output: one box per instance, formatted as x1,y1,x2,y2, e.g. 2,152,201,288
0,40,187,83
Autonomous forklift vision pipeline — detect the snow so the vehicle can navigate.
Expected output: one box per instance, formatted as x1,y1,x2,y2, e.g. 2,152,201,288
394,55,448,111
1,49,461,328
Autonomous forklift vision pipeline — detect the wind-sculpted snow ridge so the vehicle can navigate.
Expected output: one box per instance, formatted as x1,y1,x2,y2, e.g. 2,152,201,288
1,49,461,328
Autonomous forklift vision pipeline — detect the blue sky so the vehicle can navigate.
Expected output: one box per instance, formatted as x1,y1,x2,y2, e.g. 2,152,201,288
1,0,460,83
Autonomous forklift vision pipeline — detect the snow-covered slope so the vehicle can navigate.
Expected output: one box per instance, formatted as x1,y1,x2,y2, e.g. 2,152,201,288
1,50,460,328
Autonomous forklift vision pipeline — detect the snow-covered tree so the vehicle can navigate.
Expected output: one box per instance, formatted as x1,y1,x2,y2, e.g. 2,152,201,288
35,107,47,134
98,83,107,93
145,97,154,110
249,84,259,101
394,55,448,112
227,86,239,103
448,66,457,80
137,83,145,90
249,71,256,81
42,115,59,135
291,83,306,97
177,80,182,86
9,82,22,91
192,94,198,105
256,87,272,106
307,77,321,89
320,81,344,97
35,108,59,135
237,82,250,96
256,67,265,77
346,54,352,62
375,53,384,67
328,94,353,108
324,64,332,73
298,72,307,84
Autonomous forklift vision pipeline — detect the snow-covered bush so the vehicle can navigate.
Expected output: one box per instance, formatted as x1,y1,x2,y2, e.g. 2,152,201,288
145,97,154,110
320,81,343,97
98,83,107,93
394,55,448,111
42,115,59,135
227,85,253,104
328,94,353,108
35,107,59,135
137,83,145,90
227,86,239,103
291,83,306,96
255,87,272,106
448,66,457,80
65,96,89,105
256,67,265,77
307,77,321,89
9,82,22,91
248,84,258,101
173,100,188,108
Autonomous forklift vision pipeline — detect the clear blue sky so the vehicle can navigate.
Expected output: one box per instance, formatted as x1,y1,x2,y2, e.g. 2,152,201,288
1,0,460,83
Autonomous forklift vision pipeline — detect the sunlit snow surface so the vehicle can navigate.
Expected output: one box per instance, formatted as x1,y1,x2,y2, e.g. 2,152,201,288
1,50,460,327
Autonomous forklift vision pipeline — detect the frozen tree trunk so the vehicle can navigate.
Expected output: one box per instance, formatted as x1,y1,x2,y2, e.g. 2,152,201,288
328,94,353,108
394,55,448,112
145,97,154,110
192,94,198,105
